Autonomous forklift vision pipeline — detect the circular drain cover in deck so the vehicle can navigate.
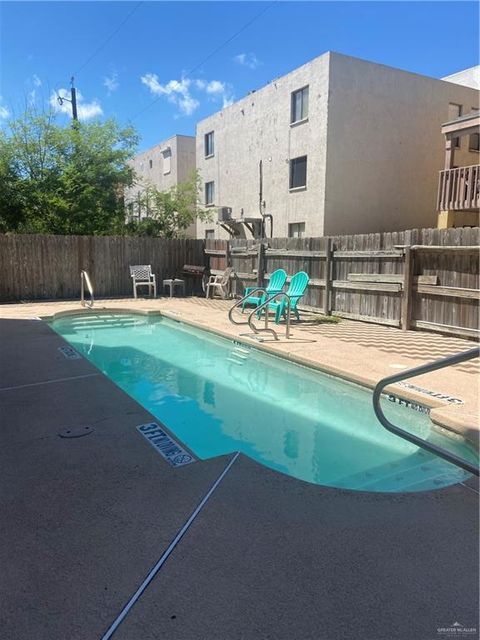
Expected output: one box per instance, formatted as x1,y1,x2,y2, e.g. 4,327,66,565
58,426,94,438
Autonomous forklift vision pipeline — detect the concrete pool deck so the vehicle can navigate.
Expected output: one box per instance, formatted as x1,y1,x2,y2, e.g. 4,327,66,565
0,297,479,639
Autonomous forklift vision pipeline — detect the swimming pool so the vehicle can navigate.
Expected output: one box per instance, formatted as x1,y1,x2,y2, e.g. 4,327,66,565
51,312,477,492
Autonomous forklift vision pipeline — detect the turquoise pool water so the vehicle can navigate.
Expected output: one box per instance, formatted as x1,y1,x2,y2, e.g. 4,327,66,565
51,313,477,492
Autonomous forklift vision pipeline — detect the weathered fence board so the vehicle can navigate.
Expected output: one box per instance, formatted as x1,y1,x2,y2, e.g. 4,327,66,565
1,228,478,340
206,227,479,339
0,235,205,301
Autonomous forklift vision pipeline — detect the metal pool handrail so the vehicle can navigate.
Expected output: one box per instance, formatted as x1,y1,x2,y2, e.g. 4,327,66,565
248,292,292,340
228,288,270,326
80,270,94,308
372,347,480,476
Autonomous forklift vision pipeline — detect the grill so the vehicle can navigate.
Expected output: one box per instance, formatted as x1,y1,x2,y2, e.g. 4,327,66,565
181,264,209,294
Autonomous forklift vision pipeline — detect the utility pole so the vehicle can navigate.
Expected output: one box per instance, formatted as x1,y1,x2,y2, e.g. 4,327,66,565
70,77,78,121
57,76,78,123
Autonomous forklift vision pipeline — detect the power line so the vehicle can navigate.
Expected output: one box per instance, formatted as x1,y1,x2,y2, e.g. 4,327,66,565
51,2,142,116
74,1,143,77
186,1,276,77
129,0,277,122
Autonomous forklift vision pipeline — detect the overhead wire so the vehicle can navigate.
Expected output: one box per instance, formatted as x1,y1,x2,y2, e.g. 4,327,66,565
128,1,277,122
74,1,143,77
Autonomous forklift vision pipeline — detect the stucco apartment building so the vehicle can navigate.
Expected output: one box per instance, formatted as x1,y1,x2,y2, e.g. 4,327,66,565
196,51,479,240
125,134,196,236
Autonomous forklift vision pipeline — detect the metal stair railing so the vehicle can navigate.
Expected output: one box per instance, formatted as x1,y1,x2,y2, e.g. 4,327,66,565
228,288,269,326
372,347,479,476
228,290,293,340
248,292,292,341
80,270,94,308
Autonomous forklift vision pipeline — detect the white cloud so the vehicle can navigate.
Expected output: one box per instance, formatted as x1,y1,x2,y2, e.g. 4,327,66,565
26,75,42,105
234,53,260,70
103,72,119,94
205,80,225,95
0,96,10,120
141,73,199,116
27,73,42,105
141,73,235,115
50,89,103,120
204,80,234,108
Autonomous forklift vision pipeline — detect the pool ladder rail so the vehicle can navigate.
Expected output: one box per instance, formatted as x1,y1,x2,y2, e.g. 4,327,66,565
80,270,94,308
228,289,292,341
373,347,479,477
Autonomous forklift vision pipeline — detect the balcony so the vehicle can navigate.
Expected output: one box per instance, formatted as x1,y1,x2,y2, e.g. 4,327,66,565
437,164,480,212
436,111,479,227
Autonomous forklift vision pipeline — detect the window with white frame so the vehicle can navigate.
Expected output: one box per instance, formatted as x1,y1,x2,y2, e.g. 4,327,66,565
448,103,463,148
291,86,309,124
205,181,215,205
288,222,305,238
289,156,307,189
204,131,214,158
205,229,215,240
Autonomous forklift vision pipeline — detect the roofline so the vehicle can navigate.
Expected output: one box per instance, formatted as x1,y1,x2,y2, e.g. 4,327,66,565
442,111,480,126
196,50,480,128
442,66,480,80
134,133,195,157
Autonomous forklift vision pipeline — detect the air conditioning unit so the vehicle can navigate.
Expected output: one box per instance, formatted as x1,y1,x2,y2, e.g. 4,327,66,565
217,207,232,222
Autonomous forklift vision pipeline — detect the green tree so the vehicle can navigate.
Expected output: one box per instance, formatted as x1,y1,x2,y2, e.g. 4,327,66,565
125,171,212,238
0,107,138,234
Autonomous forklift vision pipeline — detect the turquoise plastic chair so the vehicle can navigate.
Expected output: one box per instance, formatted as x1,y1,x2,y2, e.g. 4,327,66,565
241,268,288,311
258,271,310,324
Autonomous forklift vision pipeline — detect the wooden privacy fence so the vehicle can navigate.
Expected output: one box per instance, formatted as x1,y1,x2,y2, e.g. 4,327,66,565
0,234,205,301
1,229,478,340
205,227,480,340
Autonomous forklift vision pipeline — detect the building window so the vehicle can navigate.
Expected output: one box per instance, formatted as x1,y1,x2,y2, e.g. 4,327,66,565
288,222,305,238
205,131,214,158
291,86,309,124
149,159,153,169
161,147,171,175
289,156,307,189
205,181,215,205
470,107,479,151
448,103,462,148
470,133,480,152
205,229,215,240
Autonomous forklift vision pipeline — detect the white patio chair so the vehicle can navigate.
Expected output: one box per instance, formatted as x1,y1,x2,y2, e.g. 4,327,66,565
129,265,157,298
205,267,233,299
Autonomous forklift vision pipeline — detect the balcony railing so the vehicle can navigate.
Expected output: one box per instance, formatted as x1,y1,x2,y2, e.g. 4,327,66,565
437,164,480,211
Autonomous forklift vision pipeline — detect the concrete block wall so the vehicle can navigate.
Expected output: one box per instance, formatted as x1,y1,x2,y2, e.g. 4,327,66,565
195,52,479,239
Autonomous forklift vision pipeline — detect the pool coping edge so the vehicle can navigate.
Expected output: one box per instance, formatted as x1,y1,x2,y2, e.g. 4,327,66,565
43,305,479,452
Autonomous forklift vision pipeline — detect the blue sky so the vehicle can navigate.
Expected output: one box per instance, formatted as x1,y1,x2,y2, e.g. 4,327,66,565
1,1,478,151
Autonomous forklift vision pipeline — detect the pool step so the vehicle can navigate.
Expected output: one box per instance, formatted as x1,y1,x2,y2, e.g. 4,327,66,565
335,453,468,492
59,316,141,331
226,346,250,366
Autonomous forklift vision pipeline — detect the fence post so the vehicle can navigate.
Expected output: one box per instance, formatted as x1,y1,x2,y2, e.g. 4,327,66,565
225,240,234,296
257,242,266,287
225,240,232,268
401,246,413,331
324,238,333,316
